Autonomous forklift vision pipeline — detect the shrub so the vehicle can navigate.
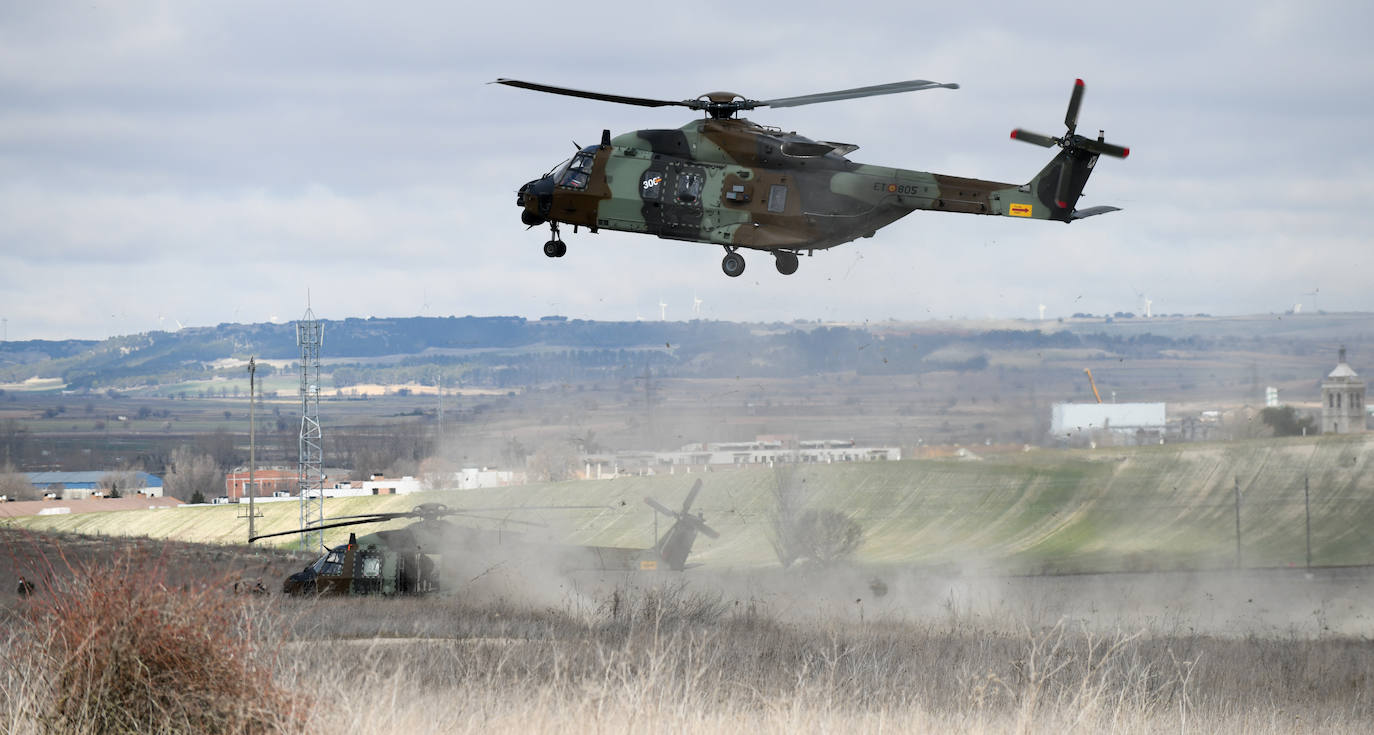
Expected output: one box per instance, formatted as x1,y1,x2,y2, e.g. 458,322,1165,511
16,549,304,734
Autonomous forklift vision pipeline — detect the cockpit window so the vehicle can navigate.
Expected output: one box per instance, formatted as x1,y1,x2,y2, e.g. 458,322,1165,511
676,172,704,205
558,152,595,189
311,547,345,576
640,170,664,201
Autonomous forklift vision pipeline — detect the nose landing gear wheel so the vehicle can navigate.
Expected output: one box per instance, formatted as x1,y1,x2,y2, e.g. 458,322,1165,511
773,251,799,275
721,252,746,278
543,240,567,258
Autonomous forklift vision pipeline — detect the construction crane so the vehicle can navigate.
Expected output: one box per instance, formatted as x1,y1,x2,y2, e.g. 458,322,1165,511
1083,368,1103,404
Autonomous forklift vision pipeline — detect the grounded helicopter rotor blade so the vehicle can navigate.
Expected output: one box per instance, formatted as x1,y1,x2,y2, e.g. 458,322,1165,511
1054,160,1074,209
1078,138,1130,158
248,515,399,543
680,479,703,515
492,78,687,109
1010,129,1058,148
761,79,958,109
1064,78,1085,134
645,497,679,518
443,512,548,528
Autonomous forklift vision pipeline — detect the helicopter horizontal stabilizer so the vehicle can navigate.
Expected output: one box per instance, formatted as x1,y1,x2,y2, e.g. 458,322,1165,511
1071,205,1121,220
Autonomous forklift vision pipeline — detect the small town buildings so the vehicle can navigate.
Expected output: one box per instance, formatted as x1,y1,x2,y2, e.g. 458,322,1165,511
224,468,297,501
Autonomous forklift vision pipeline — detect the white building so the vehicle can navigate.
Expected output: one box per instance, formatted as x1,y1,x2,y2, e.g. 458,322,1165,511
1051,402,1166,444
580,438,901,478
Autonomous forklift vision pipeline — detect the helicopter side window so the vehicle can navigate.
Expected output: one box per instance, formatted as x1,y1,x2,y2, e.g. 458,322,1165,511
360,553,382,578
558,152,595,190
640,171,664,201
676,172,704,204
767,184,788,213
311,548,344,576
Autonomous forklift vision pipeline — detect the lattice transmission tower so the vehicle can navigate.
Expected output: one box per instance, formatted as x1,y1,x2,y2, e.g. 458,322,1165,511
297,306,325,550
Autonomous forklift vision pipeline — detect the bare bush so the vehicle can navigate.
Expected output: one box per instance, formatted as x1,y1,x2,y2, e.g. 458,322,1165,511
11,550,305,734
0,462,38,501
284,592,1374,735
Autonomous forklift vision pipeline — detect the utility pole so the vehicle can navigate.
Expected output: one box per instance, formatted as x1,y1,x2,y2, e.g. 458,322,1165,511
1304,474,1312,569
1233,475,1243,569
248,357,257,542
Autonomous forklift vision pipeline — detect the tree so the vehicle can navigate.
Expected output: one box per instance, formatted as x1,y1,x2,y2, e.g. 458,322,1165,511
1259,406,1317,437
195,428,238,471
792,509,864,564
768,466,864,567
189,490,206,505
528,443,575,482
0,462,39,501
164,447,222,502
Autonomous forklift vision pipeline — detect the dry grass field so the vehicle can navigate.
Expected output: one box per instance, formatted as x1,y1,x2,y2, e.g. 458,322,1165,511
2,532,1372,734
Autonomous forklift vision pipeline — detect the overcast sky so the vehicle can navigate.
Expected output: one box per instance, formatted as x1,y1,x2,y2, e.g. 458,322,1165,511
1,1,1371,341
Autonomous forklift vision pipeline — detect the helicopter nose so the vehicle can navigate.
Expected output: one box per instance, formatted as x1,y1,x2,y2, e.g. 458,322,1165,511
517,176,553,225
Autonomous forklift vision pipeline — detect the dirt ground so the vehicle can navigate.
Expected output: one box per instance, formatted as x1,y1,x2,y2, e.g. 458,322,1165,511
0,528,313,605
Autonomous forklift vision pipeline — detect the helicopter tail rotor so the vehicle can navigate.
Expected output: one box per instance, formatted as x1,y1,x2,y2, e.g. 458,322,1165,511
1010,80,1129,215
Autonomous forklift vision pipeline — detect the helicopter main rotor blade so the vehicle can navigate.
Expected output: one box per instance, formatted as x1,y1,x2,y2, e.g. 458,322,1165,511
442,512,548,528
248,515,401,543
492,78,688,109
761,79,958,109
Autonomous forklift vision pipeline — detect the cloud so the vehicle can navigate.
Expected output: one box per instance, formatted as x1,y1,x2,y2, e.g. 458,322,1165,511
1,0,1372,339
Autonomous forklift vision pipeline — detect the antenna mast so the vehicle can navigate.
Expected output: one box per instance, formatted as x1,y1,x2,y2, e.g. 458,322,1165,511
248,357,257,541
297,306,325,550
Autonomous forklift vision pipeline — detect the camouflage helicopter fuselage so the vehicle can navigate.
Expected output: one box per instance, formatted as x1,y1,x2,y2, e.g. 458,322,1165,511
518,116,1111,277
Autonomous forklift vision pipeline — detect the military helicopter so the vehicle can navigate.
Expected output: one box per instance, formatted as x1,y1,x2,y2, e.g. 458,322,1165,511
499,77,1128,278
249,480,717,596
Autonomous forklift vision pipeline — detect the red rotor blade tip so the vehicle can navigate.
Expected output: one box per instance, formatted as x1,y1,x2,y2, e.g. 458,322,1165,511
1122,147,1130,158
1010,130,1018,139
1075,78,1084,87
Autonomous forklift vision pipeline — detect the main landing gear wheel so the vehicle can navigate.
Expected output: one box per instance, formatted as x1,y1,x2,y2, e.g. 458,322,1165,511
543,240,567,258
721,251,746,278
773,251,799,275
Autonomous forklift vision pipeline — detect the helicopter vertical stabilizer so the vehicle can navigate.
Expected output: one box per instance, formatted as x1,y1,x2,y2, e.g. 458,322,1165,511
645,479,718,571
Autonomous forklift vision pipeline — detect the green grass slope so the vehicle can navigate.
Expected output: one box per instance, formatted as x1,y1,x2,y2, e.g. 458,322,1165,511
9,435,1374,574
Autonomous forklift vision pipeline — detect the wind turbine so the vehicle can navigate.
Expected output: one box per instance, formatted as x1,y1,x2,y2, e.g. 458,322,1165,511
1143,298,1152,319
1037,304,1047,321
659,300,667,321
692,294,703,318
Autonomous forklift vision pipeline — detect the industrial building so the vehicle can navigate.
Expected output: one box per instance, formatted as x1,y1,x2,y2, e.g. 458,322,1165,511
580,437,902,478
24,471,164,499
1050,403,1167,445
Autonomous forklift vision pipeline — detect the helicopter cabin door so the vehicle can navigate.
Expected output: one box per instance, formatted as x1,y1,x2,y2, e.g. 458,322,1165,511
639,162,707,241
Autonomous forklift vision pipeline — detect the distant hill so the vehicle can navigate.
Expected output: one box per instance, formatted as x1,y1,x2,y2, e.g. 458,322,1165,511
3,313,1370,393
